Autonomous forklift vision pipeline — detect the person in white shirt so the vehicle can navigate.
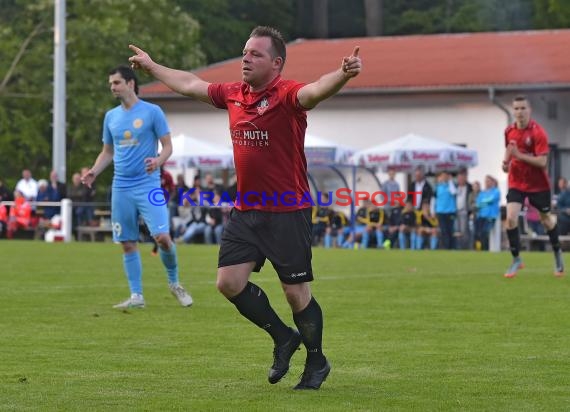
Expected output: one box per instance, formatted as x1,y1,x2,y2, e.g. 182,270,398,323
15,169,38,202
455,169,473,249
409,166,433,210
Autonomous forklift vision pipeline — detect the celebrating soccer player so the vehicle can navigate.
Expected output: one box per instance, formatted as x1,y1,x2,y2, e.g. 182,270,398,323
129,26,362,389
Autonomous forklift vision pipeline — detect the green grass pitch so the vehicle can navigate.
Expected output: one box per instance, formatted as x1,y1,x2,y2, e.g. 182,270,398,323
1,241,569,411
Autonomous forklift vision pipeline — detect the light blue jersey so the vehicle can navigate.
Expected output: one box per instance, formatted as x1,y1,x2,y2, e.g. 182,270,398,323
103,99,170,241
102,99,169,189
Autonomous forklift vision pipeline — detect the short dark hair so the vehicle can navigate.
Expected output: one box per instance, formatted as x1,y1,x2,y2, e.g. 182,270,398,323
109,65,139,95
250,26,286,69
513,94,528,103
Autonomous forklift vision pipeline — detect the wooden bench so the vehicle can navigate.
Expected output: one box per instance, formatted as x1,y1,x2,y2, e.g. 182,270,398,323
76,226,113,242
94,209,111,217
520,234,570,251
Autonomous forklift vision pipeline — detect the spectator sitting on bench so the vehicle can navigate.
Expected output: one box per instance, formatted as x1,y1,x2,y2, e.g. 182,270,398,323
326,210,347,248
340,200,372,249
0,202,7,239
0,177,12,205
416,200,439,250
175,188,208,244
7,190,32,239
398,199,418,249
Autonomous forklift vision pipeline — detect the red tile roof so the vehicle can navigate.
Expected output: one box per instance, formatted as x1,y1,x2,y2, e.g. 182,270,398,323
140,29,570,97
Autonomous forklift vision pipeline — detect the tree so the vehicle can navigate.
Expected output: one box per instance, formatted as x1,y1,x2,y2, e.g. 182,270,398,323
179,0,296,64
533,0,570,28
0,0,204,190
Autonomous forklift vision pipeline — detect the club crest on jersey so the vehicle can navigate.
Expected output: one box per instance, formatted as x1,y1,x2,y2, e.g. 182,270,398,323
525,136,532,147
257,97,269,115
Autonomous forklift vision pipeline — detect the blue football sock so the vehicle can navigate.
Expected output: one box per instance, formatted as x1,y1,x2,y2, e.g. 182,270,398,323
123,250,143,295
410,232,417,250
430,235,438,250
398,232,406,249
361,232,370,249
416,235,424,250
159,241,179,285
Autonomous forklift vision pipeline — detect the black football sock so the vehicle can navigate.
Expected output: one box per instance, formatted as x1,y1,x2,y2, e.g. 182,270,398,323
506,228,520,258
229,282,291,344
547,224,561,252
293,296,326,368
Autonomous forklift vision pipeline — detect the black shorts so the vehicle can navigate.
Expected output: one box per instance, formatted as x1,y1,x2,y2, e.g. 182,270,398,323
218,208,314,284
506,189,552,213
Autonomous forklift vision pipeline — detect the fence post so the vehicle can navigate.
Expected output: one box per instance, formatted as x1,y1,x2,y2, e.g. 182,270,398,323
61,198,72,242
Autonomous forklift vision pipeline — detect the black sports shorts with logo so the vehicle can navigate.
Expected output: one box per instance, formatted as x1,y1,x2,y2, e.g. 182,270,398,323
506,188,552,213
218,207,314,284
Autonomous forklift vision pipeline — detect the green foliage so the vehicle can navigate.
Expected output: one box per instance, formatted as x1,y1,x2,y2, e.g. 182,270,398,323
533,0,570,27
178,0,296,63
0,0,204,190
383,0,536,35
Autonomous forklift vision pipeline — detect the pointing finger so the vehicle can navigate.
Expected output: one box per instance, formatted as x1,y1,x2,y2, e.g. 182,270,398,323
128,44,143,54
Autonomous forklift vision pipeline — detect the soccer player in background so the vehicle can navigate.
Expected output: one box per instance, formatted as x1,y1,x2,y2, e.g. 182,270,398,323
502,95,564,278
129,26,361,389
81,66,193,309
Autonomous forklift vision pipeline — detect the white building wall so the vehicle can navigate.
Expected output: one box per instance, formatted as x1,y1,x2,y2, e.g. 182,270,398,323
305,95,508,200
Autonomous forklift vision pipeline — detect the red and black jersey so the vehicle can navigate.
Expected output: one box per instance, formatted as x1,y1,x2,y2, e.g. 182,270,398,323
209,76,310,212
504,119,550,192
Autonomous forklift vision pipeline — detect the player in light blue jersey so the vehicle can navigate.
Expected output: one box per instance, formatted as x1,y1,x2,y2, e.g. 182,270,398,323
81,65,192,309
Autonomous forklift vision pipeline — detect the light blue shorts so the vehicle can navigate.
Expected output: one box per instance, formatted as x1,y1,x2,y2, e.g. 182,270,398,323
111,184,170,242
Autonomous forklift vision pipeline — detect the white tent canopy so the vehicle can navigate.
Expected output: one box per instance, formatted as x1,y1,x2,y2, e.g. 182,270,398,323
304,134,355,166
350,133,478,172
164,134,234,169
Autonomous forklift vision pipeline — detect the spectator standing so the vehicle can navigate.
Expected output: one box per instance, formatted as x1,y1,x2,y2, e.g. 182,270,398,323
409,166,433,211
382,167,400,213
434,171,457,250
555,177,570,236
474,175,500,251
454,169,472,249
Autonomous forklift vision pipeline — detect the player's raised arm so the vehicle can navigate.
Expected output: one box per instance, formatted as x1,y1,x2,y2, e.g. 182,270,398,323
128,45,212,104
297,46,361,110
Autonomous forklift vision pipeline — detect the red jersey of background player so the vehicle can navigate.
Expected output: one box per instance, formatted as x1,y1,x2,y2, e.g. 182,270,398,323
504,119,550,192
209,75,310,212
